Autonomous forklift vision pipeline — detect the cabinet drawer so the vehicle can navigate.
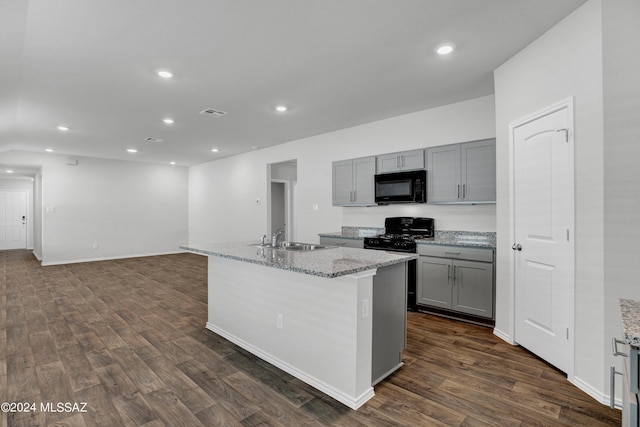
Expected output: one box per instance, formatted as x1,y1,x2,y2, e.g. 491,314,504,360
417,244,494,262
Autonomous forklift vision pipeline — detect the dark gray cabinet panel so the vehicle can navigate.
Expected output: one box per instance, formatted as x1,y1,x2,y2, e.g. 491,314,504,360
613,335,640,426
371,262,407,385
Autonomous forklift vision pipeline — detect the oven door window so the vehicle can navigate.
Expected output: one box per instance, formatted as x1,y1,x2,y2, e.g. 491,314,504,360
376,179,413,198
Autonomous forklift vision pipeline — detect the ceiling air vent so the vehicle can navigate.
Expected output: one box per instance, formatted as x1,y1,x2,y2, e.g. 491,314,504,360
199,108,227,118
144,137,164,143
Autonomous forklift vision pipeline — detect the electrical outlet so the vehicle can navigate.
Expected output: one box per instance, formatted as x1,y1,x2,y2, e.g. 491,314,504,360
92,243,99,249
276,313,284,330
362,299,369,318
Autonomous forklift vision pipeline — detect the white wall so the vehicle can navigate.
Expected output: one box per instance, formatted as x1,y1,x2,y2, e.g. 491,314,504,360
602,0,640,400
189,95,497,245
1,150,188,264
494,0,606,399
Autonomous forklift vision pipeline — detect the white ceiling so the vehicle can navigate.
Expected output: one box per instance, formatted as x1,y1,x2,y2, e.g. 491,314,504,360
1,0,586,174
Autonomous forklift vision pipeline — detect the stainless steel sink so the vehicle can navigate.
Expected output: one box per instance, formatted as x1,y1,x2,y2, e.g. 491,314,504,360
279,241,333,251
250,241,334,251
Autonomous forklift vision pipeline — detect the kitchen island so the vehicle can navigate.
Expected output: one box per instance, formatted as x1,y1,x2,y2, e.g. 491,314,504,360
180,241,417,409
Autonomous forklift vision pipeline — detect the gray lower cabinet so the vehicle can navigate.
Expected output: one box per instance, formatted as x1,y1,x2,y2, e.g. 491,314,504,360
612,336,639,426
427,138,496,204
416,244,494,319
319,236,363,249
332,156,376,206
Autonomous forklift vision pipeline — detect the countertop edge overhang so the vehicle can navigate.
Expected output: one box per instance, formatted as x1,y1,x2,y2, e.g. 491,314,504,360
180,242,418,279
620,299,640,347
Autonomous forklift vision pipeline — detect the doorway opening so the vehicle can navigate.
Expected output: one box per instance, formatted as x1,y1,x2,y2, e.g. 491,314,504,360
267,160,297,242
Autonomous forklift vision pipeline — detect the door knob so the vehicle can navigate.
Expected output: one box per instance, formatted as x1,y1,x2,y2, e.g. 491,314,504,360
512,243,522,251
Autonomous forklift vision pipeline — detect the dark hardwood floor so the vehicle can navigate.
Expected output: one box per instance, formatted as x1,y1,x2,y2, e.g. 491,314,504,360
1,250,620,426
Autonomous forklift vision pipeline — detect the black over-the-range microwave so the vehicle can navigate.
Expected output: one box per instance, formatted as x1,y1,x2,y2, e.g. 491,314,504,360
374,169,426,204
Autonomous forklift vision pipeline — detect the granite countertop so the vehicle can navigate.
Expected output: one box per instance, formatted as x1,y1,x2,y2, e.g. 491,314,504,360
180,241,417,279
619,299,640,347
417,230,496,249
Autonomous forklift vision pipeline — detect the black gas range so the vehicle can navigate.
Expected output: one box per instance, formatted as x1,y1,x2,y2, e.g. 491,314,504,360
363,217,434,310
363,217,434,252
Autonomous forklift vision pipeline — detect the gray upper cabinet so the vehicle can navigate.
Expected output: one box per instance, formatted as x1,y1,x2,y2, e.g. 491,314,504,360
376,149,424,174
427,138,496,204
332,156,376,206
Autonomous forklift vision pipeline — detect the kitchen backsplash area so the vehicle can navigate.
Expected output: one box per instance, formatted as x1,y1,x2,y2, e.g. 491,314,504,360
340,203,497,234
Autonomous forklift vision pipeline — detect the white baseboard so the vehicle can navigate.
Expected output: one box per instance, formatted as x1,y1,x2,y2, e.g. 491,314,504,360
571,375,622,409
206,322,375,410
40,250,187,266
493,327,515,345
492,328,621,410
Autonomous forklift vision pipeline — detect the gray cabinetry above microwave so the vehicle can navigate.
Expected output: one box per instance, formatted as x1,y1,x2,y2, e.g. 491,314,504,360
332,157,376,206
427,139,496,204
376,149,425,174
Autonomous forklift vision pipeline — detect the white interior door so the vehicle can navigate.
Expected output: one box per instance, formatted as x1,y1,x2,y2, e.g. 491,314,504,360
0,190,28,250
512,103,574,375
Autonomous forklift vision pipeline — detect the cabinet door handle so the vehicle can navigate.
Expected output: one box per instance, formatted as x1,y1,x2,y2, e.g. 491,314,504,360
396,155,401,169
447,264,451,280
463,184,466,198
445,252,461,257
457,184,460,199
353,191,356,202
402,156,405,168
610,366,623,409
612,337,628,357
452,265,457,282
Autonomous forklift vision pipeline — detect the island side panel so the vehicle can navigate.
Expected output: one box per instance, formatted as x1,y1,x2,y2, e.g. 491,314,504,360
206,255,376,409
372,262,407,385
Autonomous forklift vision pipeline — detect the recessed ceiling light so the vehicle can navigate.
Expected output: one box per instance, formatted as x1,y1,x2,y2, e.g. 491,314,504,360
126,148,138,153
275,105,288,113
436,44,455,55
211,148,219,153
170,161,176,165
6,170,14,174
157,70,173,78
163,118,174,124
57,125,69,131
45,148,54,152
251,146,258,150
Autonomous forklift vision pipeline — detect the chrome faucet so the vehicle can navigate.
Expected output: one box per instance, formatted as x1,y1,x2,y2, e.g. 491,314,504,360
271,228,284,247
